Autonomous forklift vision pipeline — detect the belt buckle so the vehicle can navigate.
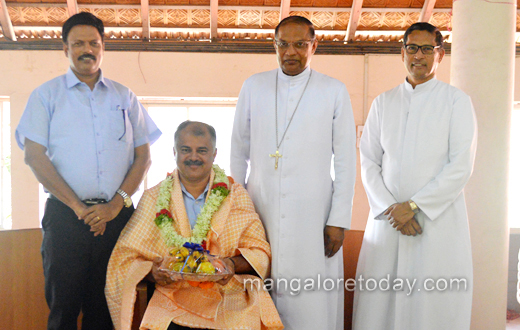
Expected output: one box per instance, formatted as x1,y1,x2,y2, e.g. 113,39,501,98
83,198,108,205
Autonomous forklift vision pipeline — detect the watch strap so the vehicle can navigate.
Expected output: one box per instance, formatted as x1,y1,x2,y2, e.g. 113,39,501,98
117,189,132,208
117,189,128,199
408,200,419,214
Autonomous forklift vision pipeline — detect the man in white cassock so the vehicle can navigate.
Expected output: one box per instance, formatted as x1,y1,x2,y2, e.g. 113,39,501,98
353,23,477,330
231,16,357,330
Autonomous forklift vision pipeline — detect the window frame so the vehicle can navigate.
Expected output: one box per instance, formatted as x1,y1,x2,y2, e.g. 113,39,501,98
139,97,238,191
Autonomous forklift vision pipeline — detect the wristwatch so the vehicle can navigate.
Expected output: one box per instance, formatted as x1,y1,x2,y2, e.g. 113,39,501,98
117,189,132,208
408,200,419,214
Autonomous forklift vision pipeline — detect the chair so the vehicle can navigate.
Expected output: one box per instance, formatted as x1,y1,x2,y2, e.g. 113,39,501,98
132,280,153,330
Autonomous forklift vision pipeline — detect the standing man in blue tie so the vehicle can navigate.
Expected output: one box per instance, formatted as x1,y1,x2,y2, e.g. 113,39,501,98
15,12,161,330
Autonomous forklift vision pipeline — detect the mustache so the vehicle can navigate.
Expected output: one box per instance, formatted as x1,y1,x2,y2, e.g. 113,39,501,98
78,54,96,61
184,160,204,166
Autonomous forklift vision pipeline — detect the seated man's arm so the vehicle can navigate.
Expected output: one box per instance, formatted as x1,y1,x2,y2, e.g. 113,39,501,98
144,253,253,287
217,255,255,286
146,257,175,286
221,184,272,284
228,255,255,274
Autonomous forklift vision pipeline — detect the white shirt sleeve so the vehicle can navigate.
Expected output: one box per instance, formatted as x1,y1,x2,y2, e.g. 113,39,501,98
360,96,399,219
411,94,477,221
326,83,357,229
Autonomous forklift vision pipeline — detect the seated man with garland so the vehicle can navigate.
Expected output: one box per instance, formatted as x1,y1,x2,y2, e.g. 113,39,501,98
105,121,283,330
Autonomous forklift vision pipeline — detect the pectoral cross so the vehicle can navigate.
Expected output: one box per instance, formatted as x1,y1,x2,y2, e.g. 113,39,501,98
269,150,282,170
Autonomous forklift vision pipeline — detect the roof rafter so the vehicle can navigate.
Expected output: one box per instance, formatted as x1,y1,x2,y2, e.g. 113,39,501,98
210,0,218,39
0,0,16,41
345,0,363,42
279,0,291,22
140,0,150,40
66,0,78,16
4,3,456,13
419,0,437,22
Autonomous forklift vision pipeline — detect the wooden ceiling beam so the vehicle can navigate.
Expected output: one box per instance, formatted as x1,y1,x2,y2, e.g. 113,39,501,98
140,0,150,40
0,38,461,56
279,0,291,22
0,0,16,41
419,0,436,22
66,0,78,16
4,3,456,14
210,0,218,39
345,0,363,42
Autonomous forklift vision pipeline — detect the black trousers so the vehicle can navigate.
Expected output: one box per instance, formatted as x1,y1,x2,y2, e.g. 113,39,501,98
41,198,133,330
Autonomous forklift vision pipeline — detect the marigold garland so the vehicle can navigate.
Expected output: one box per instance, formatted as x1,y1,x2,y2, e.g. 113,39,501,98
154,165,230,247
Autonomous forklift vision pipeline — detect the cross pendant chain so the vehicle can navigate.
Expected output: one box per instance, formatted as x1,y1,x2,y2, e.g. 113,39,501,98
269,150,283,169
271,70,313,170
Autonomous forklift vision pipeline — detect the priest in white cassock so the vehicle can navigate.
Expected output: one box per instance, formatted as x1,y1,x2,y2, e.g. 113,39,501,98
231,15,357,330
353,23,477,330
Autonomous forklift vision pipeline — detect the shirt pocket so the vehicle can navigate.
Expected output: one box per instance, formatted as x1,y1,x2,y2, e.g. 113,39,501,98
106,104,132,149
109,104,131,140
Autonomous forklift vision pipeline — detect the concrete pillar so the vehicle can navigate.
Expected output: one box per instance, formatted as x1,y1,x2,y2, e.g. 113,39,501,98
450,1,516,329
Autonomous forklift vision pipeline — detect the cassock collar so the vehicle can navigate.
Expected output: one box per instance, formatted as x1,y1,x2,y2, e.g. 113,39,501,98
404,77,438,93
277,66,311,84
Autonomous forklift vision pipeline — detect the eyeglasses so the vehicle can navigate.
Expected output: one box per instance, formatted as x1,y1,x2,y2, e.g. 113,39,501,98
403,44,441,55
274,40,315,50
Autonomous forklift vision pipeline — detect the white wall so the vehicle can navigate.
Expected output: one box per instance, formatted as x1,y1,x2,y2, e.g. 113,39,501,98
0,48,516,329
0,49,453,231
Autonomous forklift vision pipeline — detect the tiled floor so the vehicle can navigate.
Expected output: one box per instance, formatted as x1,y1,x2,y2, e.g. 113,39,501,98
507,317,520,329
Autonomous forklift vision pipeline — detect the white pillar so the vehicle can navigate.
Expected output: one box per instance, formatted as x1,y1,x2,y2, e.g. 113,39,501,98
450,1,516,329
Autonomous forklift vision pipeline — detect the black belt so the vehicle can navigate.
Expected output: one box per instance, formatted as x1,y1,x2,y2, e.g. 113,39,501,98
49,194,108,205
